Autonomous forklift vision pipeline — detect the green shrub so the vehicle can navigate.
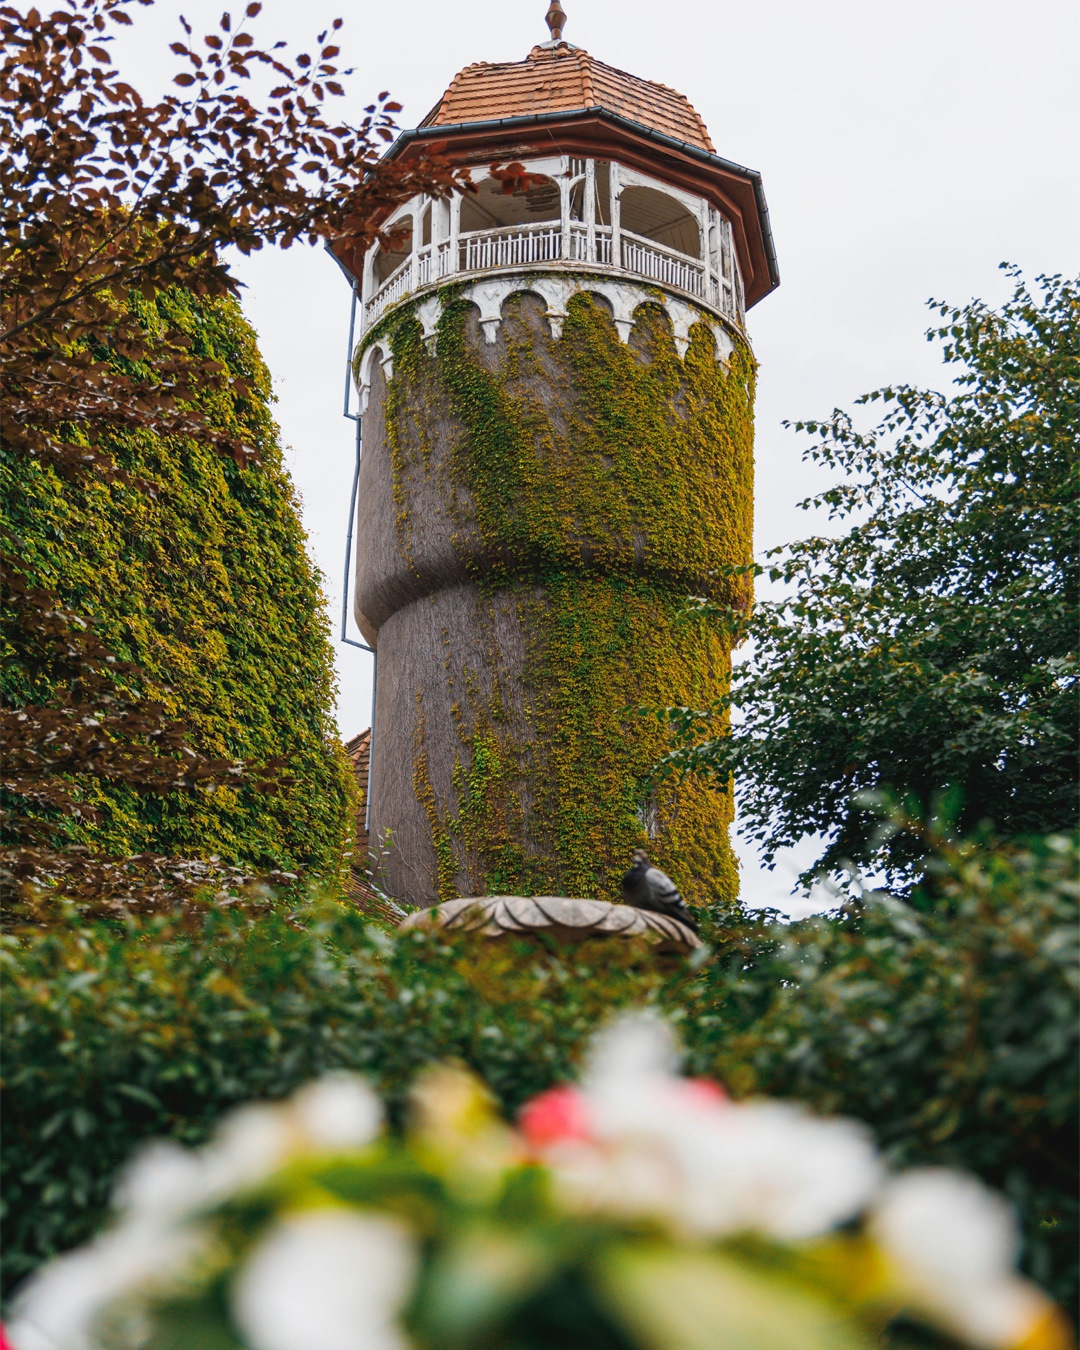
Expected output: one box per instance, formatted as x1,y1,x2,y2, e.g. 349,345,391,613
2,834,1075,1311
0,289,354,880
681,830,1080,1312
0,903,669,1299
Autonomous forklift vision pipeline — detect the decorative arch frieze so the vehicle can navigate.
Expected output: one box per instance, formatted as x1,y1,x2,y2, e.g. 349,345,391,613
355,339,394,413
355,273,737,406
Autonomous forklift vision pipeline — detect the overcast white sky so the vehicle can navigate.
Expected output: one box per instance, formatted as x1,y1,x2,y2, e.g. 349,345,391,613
122,0,1078,910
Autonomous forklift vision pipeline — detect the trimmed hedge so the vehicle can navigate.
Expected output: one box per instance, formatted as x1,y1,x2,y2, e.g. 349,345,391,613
2,832,1075,1311
0,289,354,880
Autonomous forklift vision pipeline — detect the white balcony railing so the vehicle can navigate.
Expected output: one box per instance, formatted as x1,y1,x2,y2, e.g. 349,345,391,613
619,229,705,299
567,224,589,262
364,220,720,329
461,223,562,271
366,261,413,324
416,241,453,288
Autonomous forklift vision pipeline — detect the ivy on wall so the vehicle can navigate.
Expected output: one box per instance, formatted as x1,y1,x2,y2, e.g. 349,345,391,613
372,287,754,907
1,290,355,882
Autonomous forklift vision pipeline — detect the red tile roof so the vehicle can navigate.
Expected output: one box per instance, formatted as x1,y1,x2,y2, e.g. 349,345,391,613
345,728,406,923
345,727,371,858
421,43,715,153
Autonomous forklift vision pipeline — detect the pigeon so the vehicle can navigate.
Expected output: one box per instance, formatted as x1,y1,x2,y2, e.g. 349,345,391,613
621,849,698,934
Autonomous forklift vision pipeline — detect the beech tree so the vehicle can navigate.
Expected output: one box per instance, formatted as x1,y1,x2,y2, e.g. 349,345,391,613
660,268,1079,888
0,0,465,908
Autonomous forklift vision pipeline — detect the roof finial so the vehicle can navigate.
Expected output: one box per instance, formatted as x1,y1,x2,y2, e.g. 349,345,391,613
545,0,567,42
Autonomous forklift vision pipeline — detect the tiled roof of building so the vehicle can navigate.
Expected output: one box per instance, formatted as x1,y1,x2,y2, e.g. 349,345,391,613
420,43,715,153
345,728,406,924
345,728,371,857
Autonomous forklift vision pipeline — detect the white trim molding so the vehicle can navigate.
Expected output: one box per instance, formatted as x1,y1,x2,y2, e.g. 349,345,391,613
355,273,736,407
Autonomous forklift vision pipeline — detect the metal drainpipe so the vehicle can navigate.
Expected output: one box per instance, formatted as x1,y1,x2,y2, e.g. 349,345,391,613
340,284,377,832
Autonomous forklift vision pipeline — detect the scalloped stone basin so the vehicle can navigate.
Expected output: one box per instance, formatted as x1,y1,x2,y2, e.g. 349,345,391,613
398,895,700,955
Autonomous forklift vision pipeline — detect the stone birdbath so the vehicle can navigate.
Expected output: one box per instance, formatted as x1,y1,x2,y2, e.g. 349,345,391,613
398,895,700,956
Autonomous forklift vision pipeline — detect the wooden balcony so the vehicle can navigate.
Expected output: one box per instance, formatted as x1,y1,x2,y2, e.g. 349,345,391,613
363,221,739,332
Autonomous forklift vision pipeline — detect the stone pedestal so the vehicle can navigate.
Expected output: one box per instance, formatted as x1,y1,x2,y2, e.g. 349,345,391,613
399,894,701,956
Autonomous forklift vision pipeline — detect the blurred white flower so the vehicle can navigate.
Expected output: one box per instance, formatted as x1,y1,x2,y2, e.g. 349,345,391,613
291,1073,384,1150
231,1209,417,1350
546,1012,881,1240
100,1101,292,1242
584,1009,681,1085
872,1168,1019,1285
118,1074,383,1228
8,1074,385,1350
205,1101,297,1195
676,1100,881,1240
7,1222,204,1350
870,1169,1053,1349
114,1138,206,1225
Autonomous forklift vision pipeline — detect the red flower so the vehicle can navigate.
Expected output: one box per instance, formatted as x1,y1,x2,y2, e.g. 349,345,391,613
519,1086,592,1150
681,1078,728,1109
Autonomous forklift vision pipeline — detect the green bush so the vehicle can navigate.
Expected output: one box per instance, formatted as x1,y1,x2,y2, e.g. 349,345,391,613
0,289,354,880
2,834,1075,1312
0,903,668,1300
681,829,1080,1312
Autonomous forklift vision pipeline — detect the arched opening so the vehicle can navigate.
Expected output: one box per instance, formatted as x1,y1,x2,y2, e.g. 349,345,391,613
594,161,612,226
459,174,561,233
374,215,412,286
619,186,700,258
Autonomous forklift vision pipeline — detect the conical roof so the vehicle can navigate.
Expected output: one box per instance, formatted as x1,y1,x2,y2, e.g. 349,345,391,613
420,43,715,154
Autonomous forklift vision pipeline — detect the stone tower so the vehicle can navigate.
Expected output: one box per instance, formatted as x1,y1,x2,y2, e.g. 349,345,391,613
335,4,777,910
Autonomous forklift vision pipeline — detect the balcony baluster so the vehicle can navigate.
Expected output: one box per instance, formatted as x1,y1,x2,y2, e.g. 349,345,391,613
363,217,731,331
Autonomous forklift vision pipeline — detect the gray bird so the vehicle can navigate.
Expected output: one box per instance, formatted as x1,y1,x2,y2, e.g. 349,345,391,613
621,849,698,933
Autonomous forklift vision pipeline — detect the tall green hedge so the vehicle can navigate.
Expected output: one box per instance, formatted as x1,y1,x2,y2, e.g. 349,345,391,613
0,290,354,879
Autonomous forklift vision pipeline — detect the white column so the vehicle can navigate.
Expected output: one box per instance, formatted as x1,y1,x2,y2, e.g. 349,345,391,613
409,200,422,291
560,157,571,262
431,198,445,278
448,194,461,275
609,161,621,270
361,246,375,324
721,217,734,318
698,196,711,304
584,159,596,263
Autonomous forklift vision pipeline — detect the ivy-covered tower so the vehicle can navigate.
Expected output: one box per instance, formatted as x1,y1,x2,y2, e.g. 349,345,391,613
336,3,778,910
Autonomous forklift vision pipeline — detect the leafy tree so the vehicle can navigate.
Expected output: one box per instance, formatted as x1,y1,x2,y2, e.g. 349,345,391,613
0,0,463,902
661,268,1078,885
